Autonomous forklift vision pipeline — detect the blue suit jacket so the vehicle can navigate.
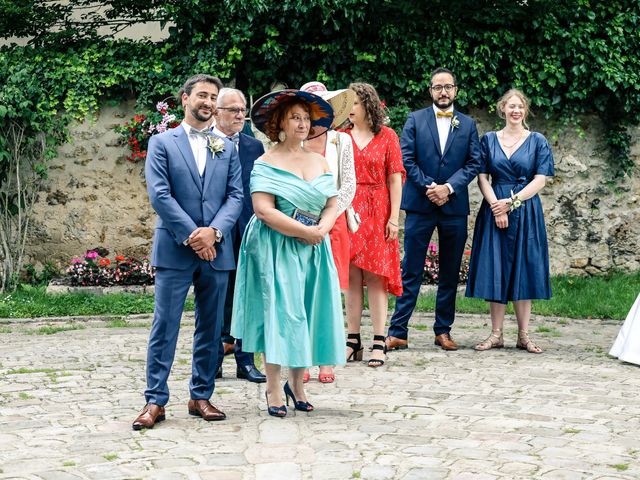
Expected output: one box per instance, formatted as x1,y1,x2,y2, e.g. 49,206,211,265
145,126,243,271
400,106,481,215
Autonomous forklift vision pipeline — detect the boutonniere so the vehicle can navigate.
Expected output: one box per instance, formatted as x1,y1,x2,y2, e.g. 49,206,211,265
329,136,338,145
207,136,225,155
451,115,460,130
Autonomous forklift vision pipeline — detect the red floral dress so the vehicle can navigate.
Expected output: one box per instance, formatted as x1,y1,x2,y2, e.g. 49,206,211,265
344,126,405,296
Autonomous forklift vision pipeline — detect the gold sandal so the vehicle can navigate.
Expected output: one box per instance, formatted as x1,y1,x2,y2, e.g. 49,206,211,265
475,329,504,351
516,330,542,354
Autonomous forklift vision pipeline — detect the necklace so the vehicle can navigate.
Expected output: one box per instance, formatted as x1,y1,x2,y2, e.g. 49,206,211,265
499,129,525,149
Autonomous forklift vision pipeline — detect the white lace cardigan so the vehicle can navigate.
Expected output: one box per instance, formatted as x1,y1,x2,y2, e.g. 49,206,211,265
325,130,356,215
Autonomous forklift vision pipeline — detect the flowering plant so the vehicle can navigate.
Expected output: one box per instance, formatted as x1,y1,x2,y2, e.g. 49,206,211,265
423,243,471,285
66,249,155,286
207,136,225,155
451,115,460,130
116,99,182,162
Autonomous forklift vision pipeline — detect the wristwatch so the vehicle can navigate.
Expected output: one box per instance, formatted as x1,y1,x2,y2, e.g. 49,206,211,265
213,228,223,243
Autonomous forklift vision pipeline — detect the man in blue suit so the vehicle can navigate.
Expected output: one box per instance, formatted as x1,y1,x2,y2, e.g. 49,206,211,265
212,87,266,383
133,74,243,430
386,67,481,352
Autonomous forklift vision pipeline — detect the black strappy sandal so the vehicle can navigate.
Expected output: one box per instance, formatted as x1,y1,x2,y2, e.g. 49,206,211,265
346,333,363,362
368,335,386,368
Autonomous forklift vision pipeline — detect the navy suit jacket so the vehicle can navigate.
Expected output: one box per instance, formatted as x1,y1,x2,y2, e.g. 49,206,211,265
234,133,265,243
400,106,481,216
145,126,243,271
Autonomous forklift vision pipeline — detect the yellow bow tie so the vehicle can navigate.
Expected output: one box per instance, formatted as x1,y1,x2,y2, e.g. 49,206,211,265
436,111,453,118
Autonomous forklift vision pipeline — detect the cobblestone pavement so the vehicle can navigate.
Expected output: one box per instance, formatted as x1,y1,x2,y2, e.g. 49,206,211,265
0,312,638,480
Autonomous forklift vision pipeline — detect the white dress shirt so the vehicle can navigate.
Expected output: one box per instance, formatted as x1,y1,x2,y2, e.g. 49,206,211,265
181,121,208,176
433,105,454,154
432,105,455,194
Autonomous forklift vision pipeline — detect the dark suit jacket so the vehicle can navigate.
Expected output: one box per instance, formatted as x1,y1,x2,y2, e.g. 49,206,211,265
235,133,265,241
400,106,481,216
145,126,243,271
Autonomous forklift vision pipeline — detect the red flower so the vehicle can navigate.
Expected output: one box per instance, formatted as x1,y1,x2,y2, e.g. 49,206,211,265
133,114,146,123
115,255,125,262
99,258,111,266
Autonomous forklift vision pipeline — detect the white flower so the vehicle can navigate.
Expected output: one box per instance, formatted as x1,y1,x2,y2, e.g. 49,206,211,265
207,136,225,155
451,115,460,130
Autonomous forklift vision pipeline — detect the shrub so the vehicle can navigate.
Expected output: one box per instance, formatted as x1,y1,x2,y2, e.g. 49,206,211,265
65,249,154,286
423,243,471,285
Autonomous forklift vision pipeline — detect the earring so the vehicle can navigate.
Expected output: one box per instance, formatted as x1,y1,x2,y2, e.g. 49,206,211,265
278,130,286,142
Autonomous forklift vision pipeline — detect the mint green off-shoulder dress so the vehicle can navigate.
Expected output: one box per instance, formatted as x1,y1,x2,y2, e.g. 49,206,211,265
231,161,346,368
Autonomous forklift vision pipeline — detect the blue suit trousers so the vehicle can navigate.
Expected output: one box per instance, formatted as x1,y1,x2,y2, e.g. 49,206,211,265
145,263,228,406
389,211,467,338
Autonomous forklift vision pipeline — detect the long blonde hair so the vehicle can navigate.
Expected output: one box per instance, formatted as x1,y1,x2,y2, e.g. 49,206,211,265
497,88,531,129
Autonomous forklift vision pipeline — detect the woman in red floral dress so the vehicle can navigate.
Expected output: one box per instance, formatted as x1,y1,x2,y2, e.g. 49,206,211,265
342,82,405,367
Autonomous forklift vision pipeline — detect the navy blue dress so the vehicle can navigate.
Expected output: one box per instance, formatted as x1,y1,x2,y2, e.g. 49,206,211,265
465,131,554,304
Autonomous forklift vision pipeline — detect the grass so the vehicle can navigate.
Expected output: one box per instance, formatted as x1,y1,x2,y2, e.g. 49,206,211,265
610,464,629,471
103,453,118,461
410,271,639,320
0,271,637,320
34,324,86,335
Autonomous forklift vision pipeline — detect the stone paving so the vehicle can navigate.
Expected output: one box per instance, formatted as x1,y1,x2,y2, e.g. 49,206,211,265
0,311,639,480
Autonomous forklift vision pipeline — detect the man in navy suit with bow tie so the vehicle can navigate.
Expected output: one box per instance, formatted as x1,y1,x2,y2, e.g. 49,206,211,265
386,67,481,352
133,74,243,430
212,87,266,384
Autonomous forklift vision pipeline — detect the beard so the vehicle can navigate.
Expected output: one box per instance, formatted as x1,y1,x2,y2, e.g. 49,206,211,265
434,96,453,109
189,105,212,123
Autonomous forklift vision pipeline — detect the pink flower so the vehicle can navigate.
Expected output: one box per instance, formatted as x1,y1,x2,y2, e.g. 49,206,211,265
85,251,98,260
71,257,83,264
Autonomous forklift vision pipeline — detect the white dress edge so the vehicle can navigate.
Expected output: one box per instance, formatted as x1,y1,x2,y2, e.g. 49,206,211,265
609,293,640,365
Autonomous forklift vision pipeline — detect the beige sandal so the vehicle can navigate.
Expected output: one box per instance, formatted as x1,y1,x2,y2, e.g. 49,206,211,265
516,330,542,353
475,329,504,351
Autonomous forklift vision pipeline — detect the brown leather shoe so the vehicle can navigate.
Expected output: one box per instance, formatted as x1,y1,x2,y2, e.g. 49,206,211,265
434,333,458,351
223,342,236,356
385,336,408,351
132,403,165,430
188,399,226,421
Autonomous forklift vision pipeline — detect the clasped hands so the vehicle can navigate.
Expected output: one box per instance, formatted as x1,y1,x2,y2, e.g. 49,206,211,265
426,183,450,207
490,198,511,229
187,227,217,261
296,224,328,246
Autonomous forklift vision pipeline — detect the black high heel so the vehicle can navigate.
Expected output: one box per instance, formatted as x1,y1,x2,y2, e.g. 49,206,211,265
265,391,287,418
368,335,386,368
346,333,363,362
283,381,314,412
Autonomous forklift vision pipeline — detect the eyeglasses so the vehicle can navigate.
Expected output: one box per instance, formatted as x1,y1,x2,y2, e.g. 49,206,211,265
218,107,249,115
430,84,456,93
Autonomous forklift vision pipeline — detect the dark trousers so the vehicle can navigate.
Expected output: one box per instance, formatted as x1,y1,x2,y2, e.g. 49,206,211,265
217,267,255,369
388,211,467,338
145,264,228,406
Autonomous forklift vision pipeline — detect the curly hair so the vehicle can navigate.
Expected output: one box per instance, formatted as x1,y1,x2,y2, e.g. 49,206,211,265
496,88,532,129
263,97,314,142
348,82,385,135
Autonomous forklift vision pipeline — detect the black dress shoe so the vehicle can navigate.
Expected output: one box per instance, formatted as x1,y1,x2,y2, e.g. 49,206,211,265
215,366,223,379
236,365,266,383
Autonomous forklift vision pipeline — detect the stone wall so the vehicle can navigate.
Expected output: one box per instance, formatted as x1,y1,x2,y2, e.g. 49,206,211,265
24,103,640,276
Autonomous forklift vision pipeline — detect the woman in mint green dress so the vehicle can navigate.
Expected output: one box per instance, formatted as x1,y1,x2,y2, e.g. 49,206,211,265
232,90,346,417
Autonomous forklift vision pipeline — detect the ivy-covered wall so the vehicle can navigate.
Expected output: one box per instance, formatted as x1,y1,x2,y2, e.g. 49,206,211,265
1,0,640,282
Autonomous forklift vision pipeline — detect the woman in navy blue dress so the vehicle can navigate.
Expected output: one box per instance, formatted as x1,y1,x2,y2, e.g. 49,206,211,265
466,89,554,353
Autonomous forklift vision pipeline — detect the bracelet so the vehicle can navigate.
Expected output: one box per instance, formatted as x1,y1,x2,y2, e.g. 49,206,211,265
388,220,398,227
